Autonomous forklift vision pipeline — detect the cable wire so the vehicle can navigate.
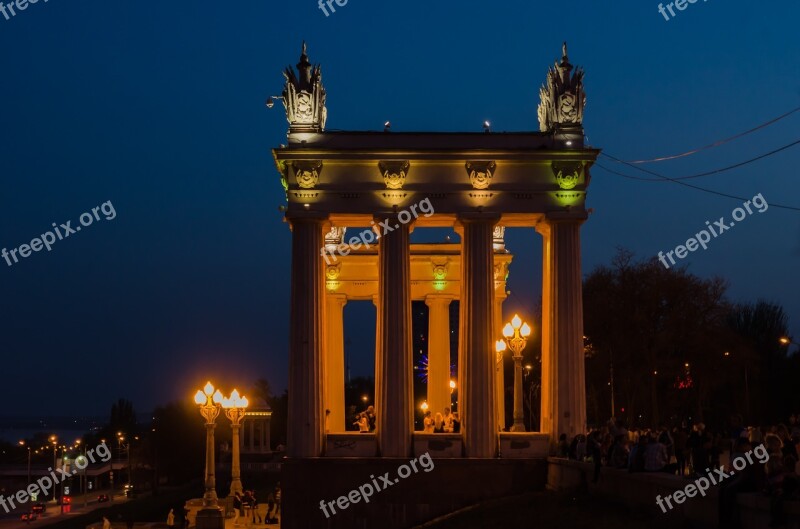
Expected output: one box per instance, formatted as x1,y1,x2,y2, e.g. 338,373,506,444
612,106,800,164
594,156,800,211
601,140,800,182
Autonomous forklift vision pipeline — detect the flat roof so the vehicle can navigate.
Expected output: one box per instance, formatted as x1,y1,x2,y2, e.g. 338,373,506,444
283,130,590,152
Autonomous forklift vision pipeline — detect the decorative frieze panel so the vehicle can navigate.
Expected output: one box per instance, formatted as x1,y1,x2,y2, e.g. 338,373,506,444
293,161,323,189
379,161,411,190
552,162,584,190
465,161,497,190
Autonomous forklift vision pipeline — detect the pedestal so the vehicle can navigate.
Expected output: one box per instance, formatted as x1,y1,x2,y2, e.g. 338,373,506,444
195,507,224,529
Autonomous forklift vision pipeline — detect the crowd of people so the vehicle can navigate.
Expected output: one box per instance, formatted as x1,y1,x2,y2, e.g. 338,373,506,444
421,407,460,433
345,403,464,434
232,484,282,526
351,405,376,432
557,415,800,525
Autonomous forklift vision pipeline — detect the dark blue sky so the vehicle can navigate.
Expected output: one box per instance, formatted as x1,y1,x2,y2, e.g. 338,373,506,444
1,0,798,416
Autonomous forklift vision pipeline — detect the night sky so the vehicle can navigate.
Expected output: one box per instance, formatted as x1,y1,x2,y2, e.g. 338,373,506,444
1,0,798,417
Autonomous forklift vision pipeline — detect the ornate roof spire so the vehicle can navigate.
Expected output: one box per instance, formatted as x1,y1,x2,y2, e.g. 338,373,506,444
537,42,586,134
281,42,327,133
297,41,312,87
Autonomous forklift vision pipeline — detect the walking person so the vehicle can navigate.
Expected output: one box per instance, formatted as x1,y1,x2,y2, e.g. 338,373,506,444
451,413,461,433
251,492,261,525
265,493,276,525
233,492,243,526
434,412,445,433
354,412,369,432
423,411,434,433
273,483,281,519
443,408,453,433
242,491,253,526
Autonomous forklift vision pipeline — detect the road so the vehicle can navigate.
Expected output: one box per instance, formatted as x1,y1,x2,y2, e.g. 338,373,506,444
0,489,128,529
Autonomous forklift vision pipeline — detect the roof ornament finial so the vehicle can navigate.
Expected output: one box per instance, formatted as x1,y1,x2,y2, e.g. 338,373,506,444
537,42,586,134
280,42,327,134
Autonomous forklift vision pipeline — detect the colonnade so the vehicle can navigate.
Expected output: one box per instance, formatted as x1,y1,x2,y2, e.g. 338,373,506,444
286,214,586,458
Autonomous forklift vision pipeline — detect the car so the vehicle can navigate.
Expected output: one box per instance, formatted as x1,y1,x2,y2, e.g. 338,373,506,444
59,496,71,505
20,512,38,522
97,494,109,503
31,503,45,514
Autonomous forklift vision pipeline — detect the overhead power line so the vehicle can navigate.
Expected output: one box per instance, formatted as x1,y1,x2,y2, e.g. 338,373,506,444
611,106,800,164
601,139,800,182
594,154,800,211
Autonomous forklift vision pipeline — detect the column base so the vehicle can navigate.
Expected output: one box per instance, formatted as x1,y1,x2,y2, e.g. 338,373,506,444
510,423,527,433
195,507,224,529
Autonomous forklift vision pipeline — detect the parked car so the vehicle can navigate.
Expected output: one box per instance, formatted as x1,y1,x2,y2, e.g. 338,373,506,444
31,503,45,514
97,494,109,503
59,496,71,505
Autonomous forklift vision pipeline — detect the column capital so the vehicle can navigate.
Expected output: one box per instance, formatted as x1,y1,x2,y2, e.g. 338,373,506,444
285,211,329,224
543,211,588,223
326,293,348,306
372,212,417,235
424,294,455,307
286,212,330,234
535,213,586,236
455,213,502,225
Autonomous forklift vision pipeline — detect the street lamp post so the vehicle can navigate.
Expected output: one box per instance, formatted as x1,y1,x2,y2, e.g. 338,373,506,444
193,382,225,529
19,441,31,485
497,314,532,432
59,447,67,513
222,389,249,497
50,436,57,485
77,441,88,509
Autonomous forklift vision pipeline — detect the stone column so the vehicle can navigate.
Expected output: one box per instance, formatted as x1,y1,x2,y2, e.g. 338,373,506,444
458,216,499,458
537,217,587,440
287,216,326,458
494,295,506,431
375,215,413,457
229,423,242,495
425,295,453,418
324,294,348,432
